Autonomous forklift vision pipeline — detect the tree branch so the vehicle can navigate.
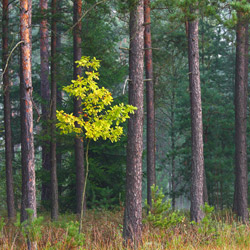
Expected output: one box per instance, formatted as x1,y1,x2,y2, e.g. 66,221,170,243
1,40,24,79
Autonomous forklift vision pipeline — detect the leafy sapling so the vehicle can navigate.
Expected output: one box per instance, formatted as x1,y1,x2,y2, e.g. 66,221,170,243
56,56,137,233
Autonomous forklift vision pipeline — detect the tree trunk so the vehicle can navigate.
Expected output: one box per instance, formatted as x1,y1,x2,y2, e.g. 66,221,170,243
73,0,85,215
40,0,51,207
123,0,144,246
144,0,156,209
20,0,37,224
50,0,59,221
170,89,176,210
234,10,248,223
2,0,15,220
56,23,62,197
187,11,204,223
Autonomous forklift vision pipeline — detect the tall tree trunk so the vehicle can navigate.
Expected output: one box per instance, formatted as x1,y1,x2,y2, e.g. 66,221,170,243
56,22,62,197
170,89,176,210
200,17,208,205
123,0,144,246
2,0,15,220
20,0,37,227
40,0,51,207
144,0,156,209
187,10,204,223
73,0,85,215
50,0,59,220
234,9,248,223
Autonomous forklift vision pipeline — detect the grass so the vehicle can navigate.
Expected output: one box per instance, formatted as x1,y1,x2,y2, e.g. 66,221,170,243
0,208,250,249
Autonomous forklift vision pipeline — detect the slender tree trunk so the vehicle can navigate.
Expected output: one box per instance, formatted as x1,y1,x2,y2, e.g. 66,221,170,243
234,10,248,223
40,0,51,206
56,87,62,197
20,5,37,248
50,0,59,220
170,89,176,210
144,0,156,209
123,0,144,246
187,10,204,223
200,17,208,205
73,0,85,215
56,24,62,197
2,0,15,220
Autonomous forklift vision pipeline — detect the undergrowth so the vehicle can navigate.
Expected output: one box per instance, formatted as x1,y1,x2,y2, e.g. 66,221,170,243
0,192,250,249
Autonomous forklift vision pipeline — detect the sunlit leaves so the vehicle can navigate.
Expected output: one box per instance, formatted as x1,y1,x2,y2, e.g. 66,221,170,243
56,56,137,143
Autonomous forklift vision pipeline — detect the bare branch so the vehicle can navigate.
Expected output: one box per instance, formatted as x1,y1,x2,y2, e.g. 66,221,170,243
1,40,24,80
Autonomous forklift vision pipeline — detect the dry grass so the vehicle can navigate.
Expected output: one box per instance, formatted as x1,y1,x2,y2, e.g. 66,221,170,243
0,209,250,249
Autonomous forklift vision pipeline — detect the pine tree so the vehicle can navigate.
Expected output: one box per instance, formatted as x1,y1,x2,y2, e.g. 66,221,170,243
233,4,248,223
50,0,59,220
123,0,144,245
187,5,204,222
40,0,51,206
144,0,156,209
20,4,37,245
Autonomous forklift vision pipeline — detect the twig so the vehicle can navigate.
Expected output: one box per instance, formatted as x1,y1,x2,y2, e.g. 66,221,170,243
79,139,90,234
66,0,108,33
1,40,24,79
32,98,41,122
123,77,131,95
119,47,130,51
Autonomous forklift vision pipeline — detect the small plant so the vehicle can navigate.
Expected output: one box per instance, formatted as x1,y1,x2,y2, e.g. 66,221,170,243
56,56,137,233
13,209,44,248
0,217,5,236
191,203,220,239
53,220,85,248
143,185,184,229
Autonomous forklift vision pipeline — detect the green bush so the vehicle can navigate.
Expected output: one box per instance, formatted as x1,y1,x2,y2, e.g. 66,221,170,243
143,185,185,228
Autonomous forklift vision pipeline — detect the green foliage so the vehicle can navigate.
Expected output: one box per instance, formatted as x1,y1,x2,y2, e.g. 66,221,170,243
231,0,250,15
53,220,85,248
14,209,44,242
143,185,185,228
0,217,5,236
190,203,220,237
56,56,137,142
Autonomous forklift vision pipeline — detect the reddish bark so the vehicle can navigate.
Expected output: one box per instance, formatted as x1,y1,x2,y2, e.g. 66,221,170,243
144,0,156,209
50,0,59,220
123,0,144,245
73,0,85,215
20,0,37,223
2,0,15,220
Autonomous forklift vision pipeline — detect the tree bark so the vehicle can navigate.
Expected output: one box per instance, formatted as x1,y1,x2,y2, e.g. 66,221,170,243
234,10,248,223
56,21,62,198
144,0,156,209
187,11,204,223
50,0,59,221
20,0,37,224
123,0,144,246
40,0,51,206
2,0,15,220
73,0,85,215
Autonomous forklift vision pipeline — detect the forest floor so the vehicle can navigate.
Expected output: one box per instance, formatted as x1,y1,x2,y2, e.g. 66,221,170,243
0,209,250,249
